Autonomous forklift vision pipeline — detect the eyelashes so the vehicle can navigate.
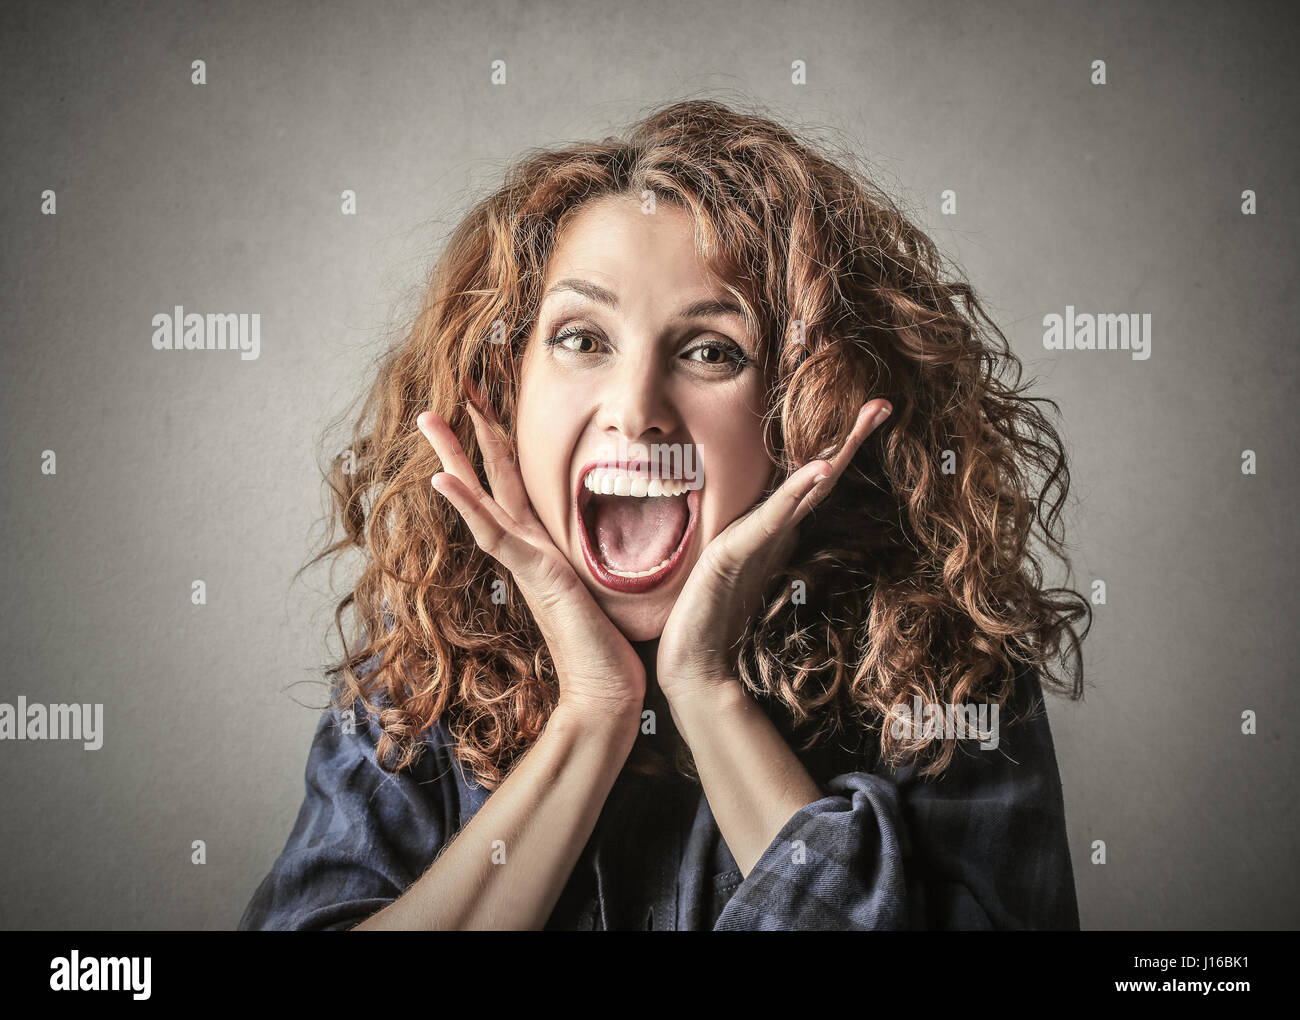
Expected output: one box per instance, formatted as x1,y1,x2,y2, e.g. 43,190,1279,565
544,325,750,372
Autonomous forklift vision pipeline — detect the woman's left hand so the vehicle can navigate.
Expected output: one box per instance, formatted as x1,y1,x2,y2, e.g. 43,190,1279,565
656,399,892,710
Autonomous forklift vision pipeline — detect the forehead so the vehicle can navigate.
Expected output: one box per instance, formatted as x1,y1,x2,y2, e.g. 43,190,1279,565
543,195,709,289
535,195,761,349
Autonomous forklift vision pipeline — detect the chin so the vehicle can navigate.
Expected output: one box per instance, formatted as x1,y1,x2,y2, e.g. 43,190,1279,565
602,595,671,643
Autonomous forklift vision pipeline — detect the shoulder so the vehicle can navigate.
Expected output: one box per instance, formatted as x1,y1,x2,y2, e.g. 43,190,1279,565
807,658,1063,788
306,677,464,795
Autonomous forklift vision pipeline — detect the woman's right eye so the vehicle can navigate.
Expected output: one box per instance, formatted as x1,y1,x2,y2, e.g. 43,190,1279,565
545,327,601,354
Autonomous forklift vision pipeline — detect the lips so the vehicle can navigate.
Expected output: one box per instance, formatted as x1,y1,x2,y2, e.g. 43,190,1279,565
574,459,701,593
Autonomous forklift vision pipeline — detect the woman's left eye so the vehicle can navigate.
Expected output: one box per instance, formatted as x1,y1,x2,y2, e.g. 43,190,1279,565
685,340,749,371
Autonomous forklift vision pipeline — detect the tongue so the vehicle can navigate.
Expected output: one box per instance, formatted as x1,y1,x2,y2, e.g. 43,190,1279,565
591,494,688,572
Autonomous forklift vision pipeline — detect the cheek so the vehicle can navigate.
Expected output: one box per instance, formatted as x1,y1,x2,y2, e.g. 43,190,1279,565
513,367,551,520
515,366,583,536
515,416,559,517
517,346,586,431
695,405,773,530
709,448,772,525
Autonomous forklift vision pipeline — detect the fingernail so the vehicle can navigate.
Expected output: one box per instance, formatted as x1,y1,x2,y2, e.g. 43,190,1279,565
874,404,892,427
813,473,829,484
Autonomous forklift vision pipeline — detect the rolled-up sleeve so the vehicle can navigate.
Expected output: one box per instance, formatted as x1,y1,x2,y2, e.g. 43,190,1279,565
713,664,1079,930
238,695,448,931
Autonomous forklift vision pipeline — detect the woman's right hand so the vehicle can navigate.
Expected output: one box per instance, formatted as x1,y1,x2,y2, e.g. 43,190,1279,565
415,391,646,730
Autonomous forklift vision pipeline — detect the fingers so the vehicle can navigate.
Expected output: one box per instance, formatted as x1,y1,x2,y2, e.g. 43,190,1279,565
724,399,893,557
416,409,483,497
767,461,834,537
417,400,601,637
462,389,533,525
416,409,521,546
822,400,891,484
428,469,533,574
794,399,891,515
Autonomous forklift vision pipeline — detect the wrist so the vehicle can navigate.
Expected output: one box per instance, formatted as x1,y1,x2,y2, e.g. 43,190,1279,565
550,697,643,748
663,675,751,738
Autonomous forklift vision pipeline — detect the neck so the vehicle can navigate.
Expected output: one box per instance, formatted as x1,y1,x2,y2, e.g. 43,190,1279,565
627,634,684,777
632,636,660,692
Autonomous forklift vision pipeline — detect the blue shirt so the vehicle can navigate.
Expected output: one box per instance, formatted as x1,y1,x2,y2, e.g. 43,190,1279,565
238,661,1079,930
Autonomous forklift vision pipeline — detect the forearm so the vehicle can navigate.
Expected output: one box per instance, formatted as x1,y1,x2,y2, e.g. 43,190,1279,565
667,681,824,877
352,703,637,930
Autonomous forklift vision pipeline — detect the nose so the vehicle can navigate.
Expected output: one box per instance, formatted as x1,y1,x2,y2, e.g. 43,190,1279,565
594,345,677,447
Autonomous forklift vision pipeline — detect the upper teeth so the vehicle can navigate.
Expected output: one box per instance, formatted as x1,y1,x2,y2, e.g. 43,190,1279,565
583,469,692,498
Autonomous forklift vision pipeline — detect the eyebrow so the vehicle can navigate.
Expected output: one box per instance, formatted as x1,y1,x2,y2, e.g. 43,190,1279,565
544,277,747,323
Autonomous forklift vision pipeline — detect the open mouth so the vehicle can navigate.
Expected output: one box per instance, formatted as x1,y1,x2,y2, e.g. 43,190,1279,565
575,462,702,593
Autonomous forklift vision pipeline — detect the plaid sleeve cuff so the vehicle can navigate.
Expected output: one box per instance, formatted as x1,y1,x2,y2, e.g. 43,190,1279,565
713,772,910,931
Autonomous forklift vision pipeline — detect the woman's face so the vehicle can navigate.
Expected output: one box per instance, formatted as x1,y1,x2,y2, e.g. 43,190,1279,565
515,193,772,642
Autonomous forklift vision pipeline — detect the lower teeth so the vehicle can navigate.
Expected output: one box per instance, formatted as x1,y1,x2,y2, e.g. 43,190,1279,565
605,554,674,579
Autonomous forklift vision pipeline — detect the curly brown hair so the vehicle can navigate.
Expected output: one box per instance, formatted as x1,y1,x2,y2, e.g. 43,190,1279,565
300,96,1090,790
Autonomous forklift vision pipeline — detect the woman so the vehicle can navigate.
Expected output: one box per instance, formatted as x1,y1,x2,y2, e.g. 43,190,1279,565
239,98,1089,931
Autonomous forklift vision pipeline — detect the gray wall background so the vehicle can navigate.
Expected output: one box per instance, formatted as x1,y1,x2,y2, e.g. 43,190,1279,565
1,0,1296,929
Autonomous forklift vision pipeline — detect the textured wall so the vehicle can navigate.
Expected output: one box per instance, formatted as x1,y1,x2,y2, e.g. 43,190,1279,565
1,0,1295,929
